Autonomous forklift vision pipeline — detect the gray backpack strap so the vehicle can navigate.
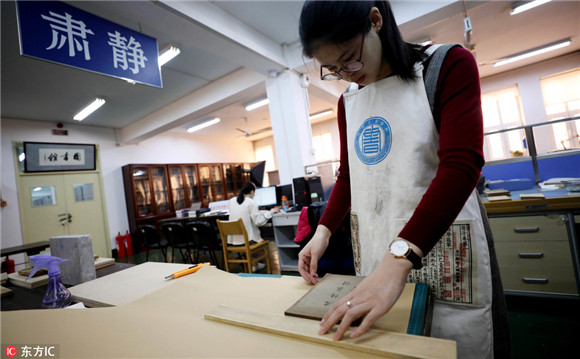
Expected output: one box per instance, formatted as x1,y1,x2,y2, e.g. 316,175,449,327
424,44,460,114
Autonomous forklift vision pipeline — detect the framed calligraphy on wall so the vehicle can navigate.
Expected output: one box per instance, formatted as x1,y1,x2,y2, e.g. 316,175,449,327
23,142,96,172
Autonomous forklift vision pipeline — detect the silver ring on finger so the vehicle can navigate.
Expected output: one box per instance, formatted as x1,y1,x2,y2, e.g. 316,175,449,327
346,300,353,309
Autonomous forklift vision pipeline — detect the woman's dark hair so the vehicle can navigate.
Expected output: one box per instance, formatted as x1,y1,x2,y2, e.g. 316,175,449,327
299,0,424,82
237,182,256,204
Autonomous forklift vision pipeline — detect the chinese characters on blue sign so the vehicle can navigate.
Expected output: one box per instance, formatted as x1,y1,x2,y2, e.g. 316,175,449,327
16,1,162,87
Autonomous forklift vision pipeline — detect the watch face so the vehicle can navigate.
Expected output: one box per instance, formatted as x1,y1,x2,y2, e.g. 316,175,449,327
390,240,409,256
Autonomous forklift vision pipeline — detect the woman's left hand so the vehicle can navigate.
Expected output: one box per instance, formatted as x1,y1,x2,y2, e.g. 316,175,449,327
318,249,414,341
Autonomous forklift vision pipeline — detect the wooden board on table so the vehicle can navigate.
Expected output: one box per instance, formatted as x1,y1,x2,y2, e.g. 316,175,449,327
18,268,47,277
94,257,115,269
1,272,8,285
206,305,456,359
68,261,192,307
8,272,49,288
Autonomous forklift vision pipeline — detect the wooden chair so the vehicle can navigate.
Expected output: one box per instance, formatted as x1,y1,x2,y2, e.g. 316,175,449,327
216,219,271,274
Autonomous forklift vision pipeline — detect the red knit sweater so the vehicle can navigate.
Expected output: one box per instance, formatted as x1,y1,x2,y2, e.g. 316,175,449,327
319,46,485,254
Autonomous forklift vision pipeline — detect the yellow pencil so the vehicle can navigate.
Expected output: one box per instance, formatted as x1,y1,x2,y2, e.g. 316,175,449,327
164,262,210,280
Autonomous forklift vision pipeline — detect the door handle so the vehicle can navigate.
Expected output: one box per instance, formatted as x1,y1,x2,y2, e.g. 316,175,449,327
522,277,549,284
513,227,539,233
518,253,544,259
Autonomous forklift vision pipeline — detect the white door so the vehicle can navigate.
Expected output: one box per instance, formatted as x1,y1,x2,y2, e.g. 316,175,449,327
19,173,110,257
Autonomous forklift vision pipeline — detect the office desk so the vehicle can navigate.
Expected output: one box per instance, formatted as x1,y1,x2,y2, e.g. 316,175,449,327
483,191,580,297
1,241,50,257
157,213,229,232
1,265,455,358
1,263,134,311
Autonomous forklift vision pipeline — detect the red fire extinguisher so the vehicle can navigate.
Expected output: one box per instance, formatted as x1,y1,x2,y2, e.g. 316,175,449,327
1,256,15,274
124,230,133,256
115,232,126,258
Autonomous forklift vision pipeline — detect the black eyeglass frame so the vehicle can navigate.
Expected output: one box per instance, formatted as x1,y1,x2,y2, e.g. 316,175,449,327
320,33,366,81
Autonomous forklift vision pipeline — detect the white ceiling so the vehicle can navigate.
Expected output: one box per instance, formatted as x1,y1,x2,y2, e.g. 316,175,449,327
2,1,579,143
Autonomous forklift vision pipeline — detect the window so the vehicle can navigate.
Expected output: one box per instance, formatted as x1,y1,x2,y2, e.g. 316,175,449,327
540,68,580,152
481,85,527,160
312,131,334,162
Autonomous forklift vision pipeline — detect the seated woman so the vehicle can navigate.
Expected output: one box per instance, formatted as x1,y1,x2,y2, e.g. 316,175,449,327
228,182,280,271
228,182,280,245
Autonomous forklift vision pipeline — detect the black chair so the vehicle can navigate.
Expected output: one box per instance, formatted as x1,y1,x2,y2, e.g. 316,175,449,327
161,222,194,263
135,224,168,262
185,221,222,268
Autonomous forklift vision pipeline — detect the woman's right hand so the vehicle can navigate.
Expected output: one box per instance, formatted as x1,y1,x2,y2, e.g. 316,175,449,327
298,225,331,284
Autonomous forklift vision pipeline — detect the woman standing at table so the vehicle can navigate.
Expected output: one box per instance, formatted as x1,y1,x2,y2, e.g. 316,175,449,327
297,1,509,358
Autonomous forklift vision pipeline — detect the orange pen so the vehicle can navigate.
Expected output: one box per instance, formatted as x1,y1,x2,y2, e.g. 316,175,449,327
164,262,210,280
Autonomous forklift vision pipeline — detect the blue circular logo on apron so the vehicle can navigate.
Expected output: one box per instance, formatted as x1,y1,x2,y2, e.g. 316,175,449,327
354,116,392,165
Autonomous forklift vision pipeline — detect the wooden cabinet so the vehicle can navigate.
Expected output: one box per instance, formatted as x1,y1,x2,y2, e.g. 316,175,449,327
122,164,174,237
123,162,254,235
210,164,225,202
485,196,580,298
198,164,227,205
223,163,249,199
168,164,202,211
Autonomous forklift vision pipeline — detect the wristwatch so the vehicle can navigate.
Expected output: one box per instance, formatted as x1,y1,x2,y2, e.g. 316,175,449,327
389,240,423,270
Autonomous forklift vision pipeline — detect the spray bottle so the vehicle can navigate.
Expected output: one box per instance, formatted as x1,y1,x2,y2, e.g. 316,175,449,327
26,255,72,309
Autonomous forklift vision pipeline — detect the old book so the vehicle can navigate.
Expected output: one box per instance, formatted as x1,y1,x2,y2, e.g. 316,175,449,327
519,193,545,199
284,274,431,335
486,195,512,202
483,188,511,197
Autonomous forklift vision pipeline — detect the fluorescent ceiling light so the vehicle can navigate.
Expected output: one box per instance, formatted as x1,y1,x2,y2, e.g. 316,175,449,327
187,117,221,133
33,187,42,192
510,0,551,15
19,152,25,162
245,98,269,111
158,45,181,66
309,109,333,120
73,98,105,121
493,39,571,67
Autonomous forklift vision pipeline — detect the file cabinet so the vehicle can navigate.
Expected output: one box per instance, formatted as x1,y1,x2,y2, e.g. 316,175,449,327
272,212,301,272
488,205,580,297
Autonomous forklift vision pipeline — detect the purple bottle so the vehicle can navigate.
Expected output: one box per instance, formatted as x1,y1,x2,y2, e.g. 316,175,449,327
26,255,72,309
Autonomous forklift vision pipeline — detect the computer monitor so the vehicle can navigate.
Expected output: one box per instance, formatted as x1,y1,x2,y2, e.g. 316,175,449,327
276,184,294,205
253,186,277,207
293,176,324,208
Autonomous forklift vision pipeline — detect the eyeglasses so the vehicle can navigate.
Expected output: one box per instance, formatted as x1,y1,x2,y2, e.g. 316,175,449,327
320,34,365,81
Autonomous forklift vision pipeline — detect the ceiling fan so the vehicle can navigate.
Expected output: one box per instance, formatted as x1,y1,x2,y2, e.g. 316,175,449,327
236,117,272,137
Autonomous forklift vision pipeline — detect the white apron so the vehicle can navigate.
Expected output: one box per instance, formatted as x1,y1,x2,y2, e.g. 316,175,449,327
343,64,494,359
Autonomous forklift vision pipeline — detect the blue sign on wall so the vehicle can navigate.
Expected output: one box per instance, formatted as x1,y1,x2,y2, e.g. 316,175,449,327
16,1,162,87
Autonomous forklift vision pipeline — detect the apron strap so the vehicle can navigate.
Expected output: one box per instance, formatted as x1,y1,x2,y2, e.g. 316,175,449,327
423,44,461,115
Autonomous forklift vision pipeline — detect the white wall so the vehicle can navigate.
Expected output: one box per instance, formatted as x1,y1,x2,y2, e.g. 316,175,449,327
252,116,341,185
1,117,255,265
